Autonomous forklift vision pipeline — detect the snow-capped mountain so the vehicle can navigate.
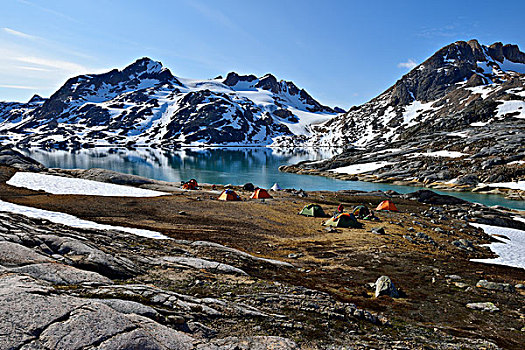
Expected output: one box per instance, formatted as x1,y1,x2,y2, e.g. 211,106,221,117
283,40,525,188
0,58,340,148
309,40,525,148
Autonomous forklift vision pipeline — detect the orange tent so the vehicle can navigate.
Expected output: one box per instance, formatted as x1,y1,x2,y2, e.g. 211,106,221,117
182,179,198,190
375,200,398,211
218,189,241,201
250,188,272,199
182,182,196,190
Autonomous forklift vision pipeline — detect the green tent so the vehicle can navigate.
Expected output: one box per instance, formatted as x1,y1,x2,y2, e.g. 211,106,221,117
324,213,362,228
353,205,370,219
298,203,326,217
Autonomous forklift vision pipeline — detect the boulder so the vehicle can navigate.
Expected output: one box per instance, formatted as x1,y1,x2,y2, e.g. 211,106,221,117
371,227,385,235
455,174,480,186
242,183,255,191
466,302,500,312
375,276,399,298
476,280,515,293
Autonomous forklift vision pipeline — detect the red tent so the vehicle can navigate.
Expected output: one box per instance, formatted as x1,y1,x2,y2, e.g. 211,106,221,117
375,200,398,211
250,188,272,199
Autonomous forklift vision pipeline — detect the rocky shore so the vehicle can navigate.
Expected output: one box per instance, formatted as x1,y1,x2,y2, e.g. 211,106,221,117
1,148,525,349
279,143,525,201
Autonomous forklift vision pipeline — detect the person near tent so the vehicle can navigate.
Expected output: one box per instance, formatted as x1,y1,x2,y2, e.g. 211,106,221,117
333,204,345,217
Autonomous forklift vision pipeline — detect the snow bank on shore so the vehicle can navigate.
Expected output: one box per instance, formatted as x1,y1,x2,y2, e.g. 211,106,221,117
7,172,168,197
470,223,525,269
0,199,169,239
330,161,393,174
481,181,525,191
408,150,467,158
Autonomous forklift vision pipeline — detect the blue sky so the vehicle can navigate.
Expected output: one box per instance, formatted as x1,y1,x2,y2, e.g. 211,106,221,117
1,0,524,108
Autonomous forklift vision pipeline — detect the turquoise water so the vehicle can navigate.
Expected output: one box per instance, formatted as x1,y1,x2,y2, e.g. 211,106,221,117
21,147,525,210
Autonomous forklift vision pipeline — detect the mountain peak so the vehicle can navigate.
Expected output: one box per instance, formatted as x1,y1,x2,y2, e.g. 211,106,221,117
28,94,46,104
223,72,257,86
388,39,525,106
123,57,165,75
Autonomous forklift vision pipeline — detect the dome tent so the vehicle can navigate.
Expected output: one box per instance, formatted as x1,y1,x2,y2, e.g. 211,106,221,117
324,213,362,228
250,188,272,199
218,189,241,201
270,183,282,191
376,200,398,212
298,203,326,217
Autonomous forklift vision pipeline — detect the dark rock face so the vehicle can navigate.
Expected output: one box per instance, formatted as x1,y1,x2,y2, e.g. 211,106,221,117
163,90,275,144
388,39,523,105
28,94,46,104
223,72,258,86
308,39,525,147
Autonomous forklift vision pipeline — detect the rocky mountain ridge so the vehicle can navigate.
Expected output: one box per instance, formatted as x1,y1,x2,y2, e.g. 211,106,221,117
0,58,340,148
282,40,525,193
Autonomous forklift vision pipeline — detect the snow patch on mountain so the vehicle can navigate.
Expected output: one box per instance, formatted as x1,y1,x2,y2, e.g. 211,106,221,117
330,161,394,174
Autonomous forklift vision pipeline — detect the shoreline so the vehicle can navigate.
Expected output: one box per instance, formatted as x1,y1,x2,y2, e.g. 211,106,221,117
279,164,525,203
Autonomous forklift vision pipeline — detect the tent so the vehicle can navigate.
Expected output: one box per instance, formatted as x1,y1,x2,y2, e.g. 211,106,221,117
218,189,241,201
182,179,198,190
270,183,282,191
250,188,272,199
353,205,370,218
324,213,362,228
298,203,326,217
243,183,255,191
375,200,398,212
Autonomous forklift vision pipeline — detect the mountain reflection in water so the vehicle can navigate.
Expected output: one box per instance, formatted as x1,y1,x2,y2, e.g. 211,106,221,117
20,147,525,210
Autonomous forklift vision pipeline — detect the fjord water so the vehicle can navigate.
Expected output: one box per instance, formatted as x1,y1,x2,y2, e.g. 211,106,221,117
22,147,525,210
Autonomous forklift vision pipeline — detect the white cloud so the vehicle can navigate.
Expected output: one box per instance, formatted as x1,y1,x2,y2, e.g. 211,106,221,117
2,27,37,40
15,56,88,74
0,84,39,90
14,65,52,72
398,59,417,69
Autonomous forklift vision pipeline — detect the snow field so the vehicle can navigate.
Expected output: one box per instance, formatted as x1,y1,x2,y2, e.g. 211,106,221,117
480,181,525,191
0,200,168,239
408,150,467,158
470,223,525,269
7,172,168,197
330,161,394,174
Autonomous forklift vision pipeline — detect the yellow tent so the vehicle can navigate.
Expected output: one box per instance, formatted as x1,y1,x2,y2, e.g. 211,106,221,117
218,189,241,201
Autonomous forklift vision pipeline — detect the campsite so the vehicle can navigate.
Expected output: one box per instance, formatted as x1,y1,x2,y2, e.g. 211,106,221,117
1,1,524,348
1,159,524,348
